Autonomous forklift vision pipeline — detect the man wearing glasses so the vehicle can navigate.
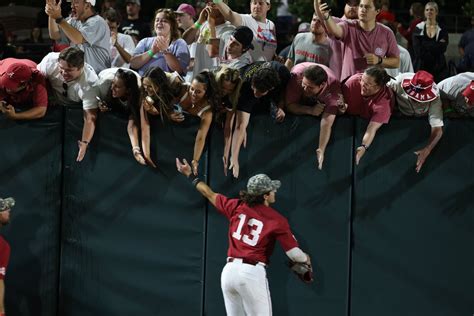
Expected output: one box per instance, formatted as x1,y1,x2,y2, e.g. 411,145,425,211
38,47,99,162
0,58,48,121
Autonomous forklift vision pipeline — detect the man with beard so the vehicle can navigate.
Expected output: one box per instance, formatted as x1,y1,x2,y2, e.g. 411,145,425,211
285,14,334,70
0,203,12,316
45,0,111,73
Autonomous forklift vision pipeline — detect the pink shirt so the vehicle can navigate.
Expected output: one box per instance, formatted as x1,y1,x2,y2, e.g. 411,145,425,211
342,73,394,123
338,20,399,81
215,194,298,265
286,62,343,115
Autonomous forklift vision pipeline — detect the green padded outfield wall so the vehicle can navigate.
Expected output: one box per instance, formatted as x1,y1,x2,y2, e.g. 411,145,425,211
0,108,62,316
205,116,352,316
1,110,473,316
59,109,205,315
350,117,474,316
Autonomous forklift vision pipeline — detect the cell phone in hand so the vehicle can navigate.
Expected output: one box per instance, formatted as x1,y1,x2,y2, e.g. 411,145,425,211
96,96,109,108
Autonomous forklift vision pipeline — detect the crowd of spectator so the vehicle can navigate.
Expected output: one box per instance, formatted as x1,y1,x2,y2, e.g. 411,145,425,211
0,0,474,176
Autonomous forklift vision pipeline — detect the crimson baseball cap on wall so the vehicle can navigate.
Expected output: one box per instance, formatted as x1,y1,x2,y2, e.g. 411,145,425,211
0,59,33,91
462,80,474,104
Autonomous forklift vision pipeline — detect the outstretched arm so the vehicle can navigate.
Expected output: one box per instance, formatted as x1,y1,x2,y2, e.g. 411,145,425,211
316,112,336,169
355,121,383,165
192,111,213,175
229,110,251,178
314,0,343,39
214,0,243,26
223,110,235,176
176,158,218,207
414,126,443,173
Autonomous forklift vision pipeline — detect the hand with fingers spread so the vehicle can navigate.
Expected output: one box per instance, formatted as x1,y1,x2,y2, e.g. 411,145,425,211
414,147,431,173
316,148,325,170
176,158,192,177
229,159,240,179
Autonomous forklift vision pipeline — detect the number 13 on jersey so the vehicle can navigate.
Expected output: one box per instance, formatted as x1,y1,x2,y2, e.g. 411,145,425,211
232,214,264,246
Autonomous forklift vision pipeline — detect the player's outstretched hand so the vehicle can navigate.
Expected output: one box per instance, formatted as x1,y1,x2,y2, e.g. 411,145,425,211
176,158,192,177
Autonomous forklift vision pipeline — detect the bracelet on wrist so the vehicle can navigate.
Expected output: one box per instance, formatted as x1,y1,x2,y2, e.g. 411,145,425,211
132,146,141,153
147,49,154,58
189,175,202,187
377,56,383,65
361,144,369,151
213,0,223,3
443,107,454,114
194,21,202,29
324,14,330,21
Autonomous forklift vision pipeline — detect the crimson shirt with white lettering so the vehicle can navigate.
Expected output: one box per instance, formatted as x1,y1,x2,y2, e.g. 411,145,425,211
215,194,299,265
0,236,10,280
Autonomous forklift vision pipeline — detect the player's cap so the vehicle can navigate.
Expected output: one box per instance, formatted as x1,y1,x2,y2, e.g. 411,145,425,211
462,80,474,105
247,174,281,196
0,60,33,91
125,0,140,5
231,26,254,50
298,22,311,33
175,4,196,18
67,0,96,5
401,71,439,103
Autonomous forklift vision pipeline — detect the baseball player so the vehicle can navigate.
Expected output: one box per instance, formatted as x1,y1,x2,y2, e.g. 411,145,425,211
0,206,11,316
176,158,311,316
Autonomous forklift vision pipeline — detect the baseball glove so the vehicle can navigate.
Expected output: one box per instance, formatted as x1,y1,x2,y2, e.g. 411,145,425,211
288,259,314,284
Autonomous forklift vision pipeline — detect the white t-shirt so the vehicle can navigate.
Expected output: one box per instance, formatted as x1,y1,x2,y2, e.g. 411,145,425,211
67,14,111,73
240,14,277,62
438,72,474,116
37,52,99,110
385,45,414,78
110,33,136,68
388,73,443,127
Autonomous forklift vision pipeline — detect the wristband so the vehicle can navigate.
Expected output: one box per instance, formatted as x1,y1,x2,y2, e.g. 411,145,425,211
147,49,154,58
189,175,202,187
360,144,369,151
213,0,223,3
55,17,64,24
79,140,89,145
194,21,202,29
443,107,454,114
377,56,383,65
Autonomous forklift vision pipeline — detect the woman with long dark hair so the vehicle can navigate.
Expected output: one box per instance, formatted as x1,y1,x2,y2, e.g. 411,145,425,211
96,68,143,163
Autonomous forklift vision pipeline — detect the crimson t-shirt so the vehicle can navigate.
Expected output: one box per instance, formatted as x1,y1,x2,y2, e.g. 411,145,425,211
0,236,10,280
342,73,394,123
215,194,299,264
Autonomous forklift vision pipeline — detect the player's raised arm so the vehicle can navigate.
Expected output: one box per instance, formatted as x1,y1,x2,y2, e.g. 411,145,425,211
176,158,218,206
